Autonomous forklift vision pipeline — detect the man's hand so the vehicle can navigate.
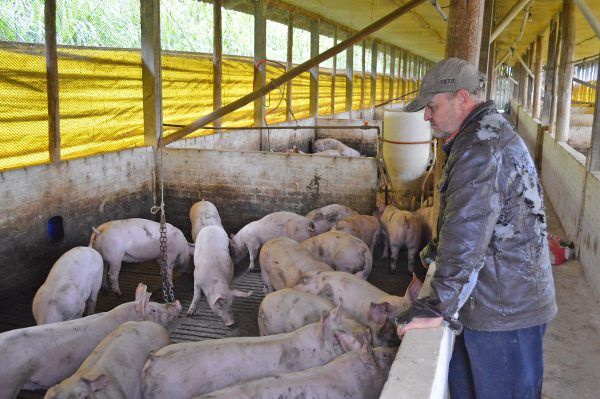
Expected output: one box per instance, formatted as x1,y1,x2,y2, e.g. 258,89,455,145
396,316,444,337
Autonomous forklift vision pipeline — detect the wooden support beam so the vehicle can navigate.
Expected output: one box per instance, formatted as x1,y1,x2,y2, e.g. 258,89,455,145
556,0,575,142
402,50,408,97
370,40,378,109
542,17,558,126
533,34,544,119
574,0,600,39
213,0,222,130
254,0,267,127
590,55,600,171
45,0,60,161
515,50,534,78
286,12,293,122
161,0,427,145
487,42,497,101
141,0,162,147
490,0,531,43
361,40,366,114
550,13,563,132
479,0,495,76
527,41,535,111
389,47,395,101
445,0,485,66
396,48,402,99
382,45,387,103
346,38,354,115
331,25,338,115
309,19,319,117
519,50,530,107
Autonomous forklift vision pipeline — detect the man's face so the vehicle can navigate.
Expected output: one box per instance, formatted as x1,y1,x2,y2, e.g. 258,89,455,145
423,92,463,139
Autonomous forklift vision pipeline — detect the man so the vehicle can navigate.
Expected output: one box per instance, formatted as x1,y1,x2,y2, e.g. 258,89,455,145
396,58,557,399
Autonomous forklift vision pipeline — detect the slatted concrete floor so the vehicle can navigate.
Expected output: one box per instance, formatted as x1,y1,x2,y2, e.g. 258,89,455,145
1,251,412,399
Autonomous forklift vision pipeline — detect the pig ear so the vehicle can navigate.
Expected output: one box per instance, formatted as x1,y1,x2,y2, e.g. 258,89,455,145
82,373,110,392
329,302,343,326
405,274,423,304
210,294,225,307
335,331,362,352
369,302,392,327
359,343,379,370
230,289,253,298
92,226,101,235
135,283,147,302
316,311,330,343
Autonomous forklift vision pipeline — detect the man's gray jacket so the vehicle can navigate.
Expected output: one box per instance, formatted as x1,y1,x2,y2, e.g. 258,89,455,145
414,101,557,331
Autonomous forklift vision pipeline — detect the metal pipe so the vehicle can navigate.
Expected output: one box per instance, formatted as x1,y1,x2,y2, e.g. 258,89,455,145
161,0,427,146
490,0,531,43
163,123,381,135
574,0,600,39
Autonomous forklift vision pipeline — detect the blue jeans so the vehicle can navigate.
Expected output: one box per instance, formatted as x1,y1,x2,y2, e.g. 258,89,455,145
448,324,547,399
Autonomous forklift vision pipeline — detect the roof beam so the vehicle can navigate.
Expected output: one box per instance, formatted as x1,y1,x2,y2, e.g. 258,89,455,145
490,0,531,44
573,0,600,39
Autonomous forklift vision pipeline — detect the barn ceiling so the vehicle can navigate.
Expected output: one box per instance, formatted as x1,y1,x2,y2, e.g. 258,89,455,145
278,0,600,66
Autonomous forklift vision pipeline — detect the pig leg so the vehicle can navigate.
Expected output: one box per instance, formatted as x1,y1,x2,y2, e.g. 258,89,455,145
260,268,274,294
101,264,109,291
371,229,382,256
246,238,261,271
85,284,101,316
381,229,389,260
390,244,400,273
106,257,123,296
407,246,418,275
188,284,202,316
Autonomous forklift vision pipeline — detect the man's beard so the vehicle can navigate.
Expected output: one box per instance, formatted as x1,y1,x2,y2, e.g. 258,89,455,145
432,130,453,139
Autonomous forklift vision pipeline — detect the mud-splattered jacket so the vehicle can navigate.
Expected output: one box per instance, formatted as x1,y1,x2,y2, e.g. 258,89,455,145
414,100,557,331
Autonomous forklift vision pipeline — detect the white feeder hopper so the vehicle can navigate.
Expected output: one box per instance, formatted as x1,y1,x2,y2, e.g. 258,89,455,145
383,109,432,208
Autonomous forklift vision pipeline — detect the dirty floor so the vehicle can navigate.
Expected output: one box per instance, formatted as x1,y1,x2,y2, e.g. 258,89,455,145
543,201,600,399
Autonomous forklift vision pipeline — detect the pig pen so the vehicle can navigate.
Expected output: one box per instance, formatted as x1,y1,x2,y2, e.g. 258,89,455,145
0,124,422,398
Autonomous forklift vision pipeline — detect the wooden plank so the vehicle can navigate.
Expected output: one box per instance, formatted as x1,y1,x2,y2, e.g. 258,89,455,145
286,12,293,122
550,13,562,133
556,0,575,142
213,0,222,130
45,0,60,162
542,16,558,127
479,0,495,75
161,0,427,145
141,0,162,147
254,0,267,127
389,47,395,101
444,0,485,66
309,19,319,117
533,34,544,119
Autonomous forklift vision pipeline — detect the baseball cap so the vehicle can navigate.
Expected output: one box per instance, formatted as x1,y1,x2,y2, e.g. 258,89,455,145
405,58,484,112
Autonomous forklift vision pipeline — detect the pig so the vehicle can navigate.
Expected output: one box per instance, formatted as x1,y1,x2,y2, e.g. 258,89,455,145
379,205,422,274
32,247,104,325
193,345,397,399
190,199,223,241
229,211,316,271
187,225,252,326
312,138,361,157
295,270,417,347
44,321,170,399
0,284,181,399
258,288,367,338
305,204,358,234
89,218,194,296
259,237,333,293
141,306,369,399
301,231,373,279
314,149,342,156
332,214,382,254
414,205,435,245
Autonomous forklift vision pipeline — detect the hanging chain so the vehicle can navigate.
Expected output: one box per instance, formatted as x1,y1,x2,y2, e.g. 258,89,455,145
151,146,176,303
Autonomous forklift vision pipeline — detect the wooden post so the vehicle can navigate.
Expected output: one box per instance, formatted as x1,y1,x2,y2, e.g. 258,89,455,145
590,55,600,171
254,0,267,127
487,42,497,101
541,17,558,126
432,0,486,236
444,0,485,66
45,0,60,161
550,14,562,133
361,40,366,116
556,0,575,142
141,0,162,147
331,25,337,116
402,50,408,97
309,19,319,118
389,47,396,102
527,42,535,111
286,12,293,122
533,34,544,119
479,0,495,76
520,50,530,108
382,45,387,102
396,48,402,99
370,40,378,110
213,0,222,130
346,36,354,116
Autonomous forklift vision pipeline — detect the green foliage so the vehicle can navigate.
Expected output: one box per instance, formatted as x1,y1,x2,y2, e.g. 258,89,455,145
161,0,212,53
0,0,45,44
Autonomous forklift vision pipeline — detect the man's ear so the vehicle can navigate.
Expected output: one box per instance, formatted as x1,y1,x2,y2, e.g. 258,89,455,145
456,89,470,106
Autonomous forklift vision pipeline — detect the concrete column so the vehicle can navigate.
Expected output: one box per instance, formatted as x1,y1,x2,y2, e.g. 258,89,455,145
45,0,60,160
213,0,222,130
253,0,267,126
590,58,600,171
309,19,319,118
286,12,293,122
556,0,575,142
541,17,558,126
444,0,485,66
533,35,544,119
141,0,162,147
370,40,378,109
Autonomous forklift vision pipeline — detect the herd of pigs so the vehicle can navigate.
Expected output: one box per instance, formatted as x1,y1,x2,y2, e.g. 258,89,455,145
0,200,434,399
